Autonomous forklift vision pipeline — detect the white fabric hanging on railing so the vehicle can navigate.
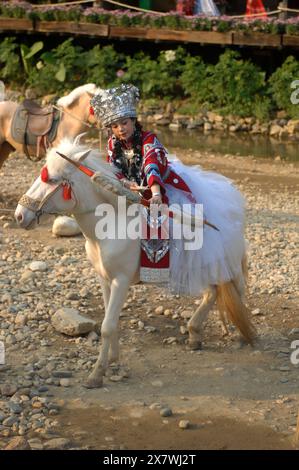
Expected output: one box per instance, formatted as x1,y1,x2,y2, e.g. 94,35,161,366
194,0,220,16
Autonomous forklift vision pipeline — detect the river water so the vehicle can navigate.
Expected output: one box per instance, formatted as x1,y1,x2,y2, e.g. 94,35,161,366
92,127,298,162
153,127,299,162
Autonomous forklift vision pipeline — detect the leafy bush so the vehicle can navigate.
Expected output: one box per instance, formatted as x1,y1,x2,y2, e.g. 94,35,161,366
202,50,269,118
269,56,299,119
0,37,22,84
120,48,186,99
84,45,124,88
0,35,297,122
26,38,85,94
180,55,208,100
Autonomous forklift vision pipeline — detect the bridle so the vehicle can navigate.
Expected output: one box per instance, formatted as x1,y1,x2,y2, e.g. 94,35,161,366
18,177,95,227
53,104,97,130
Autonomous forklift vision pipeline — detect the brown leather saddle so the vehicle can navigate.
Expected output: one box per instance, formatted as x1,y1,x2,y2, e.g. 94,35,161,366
11,99,60,161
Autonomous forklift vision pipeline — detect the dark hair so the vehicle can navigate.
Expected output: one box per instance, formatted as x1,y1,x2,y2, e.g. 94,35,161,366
112,119,143,184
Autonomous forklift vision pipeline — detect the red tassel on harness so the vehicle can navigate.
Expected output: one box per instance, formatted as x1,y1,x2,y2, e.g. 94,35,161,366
41,166,49,183
62,183,72,200
89,106,94,116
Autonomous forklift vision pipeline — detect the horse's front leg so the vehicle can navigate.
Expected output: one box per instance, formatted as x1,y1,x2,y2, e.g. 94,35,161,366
99,278,118,363
85,275,130,388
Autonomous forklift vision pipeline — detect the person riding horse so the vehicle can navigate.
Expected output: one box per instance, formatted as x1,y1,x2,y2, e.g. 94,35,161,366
90,84,246,295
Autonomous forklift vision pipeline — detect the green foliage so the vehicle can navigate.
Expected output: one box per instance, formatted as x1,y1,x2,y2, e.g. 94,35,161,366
180,55,208,101
269,56,299,119
0,37,22,84
121,47,187,99
202,50,269,118
20,41,43,75
84,45,124,87
0,36,296,122
26,38,85,94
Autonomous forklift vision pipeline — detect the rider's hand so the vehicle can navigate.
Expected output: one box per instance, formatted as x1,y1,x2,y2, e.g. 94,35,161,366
149,194,162,205
122,180,138,191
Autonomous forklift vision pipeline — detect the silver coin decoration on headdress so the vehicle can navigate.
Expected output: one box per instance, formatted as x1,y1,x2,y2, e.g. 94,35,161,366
90,84,140,127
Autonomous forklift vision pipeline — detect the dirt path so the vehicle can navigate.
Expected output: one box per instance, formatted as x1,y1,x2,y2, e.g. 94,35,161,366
0,148,298,450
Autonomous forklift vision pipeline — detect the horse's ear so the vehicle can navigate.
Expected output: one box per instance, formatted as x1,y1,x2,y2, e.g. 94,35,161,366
88,87,103,97
76,150,91,162
74,132,87,146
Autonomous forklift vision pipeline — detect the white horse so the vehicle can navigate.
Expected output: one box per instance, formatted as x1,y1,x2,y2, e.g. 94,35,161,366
15,139,255,388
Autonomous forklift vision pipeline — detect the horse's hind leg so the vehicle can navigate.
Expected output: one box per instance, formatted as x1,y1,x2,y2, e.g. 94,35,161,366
85,275,130,388
0,142,14,169
188,286,217,350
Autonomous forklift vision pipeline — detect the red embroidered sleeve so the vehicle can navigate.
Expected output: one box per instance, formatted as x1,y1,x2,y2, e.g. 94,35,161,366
142,132,168,188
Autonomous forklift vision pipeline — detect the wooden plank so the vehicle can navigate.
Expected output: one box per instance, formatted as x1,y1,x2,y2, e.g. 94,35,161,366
110,27,232,44
147,29,232,44
35,21,109,37
233,32,281,47
0,18,33,32
109,26,148,39
283,35,299,47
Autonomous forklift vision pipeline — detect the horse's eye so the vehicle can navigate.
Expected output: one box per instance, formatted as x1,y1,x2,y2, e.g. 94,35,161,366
48,178,59,185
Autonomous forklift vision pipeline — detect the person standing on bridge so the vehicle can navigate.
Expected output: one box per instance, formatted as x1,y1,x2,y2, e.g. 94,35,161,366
193,0,220,16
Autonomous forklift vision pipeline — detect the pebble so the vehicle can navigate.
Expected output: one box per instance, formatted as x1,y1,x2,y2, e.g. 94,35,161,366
43,438,72,450
52,370,73,378
179,420,190,429
0,384,18,397
155,306,164,315
59,379,71,387
109,375,123,383
160,407,173,417
29,261,48,272
180,310,192,319
4,436,30,450
252,308,262,316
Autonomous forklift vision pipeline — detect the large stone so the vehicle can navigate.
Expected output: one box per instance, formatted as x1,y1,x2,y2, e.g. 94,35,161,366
4,437,30,450
51,308,97,336
43,438,73,450
0,383,18,397
52,216,82,237
270,124,283,136
286,119,299,134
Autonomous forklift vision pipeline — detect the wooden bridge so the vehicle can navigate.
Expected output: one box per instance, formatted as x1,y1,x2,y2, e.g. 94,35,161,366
0,18,298,48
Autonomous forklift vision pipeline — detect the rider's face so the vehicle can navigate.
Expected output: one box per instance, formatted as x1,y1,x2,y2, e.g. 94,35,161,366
111,118,135,141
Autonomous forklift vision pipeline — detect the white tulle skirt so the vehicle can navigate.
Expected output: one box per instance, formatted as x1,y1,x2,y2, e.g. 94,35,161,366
165,158,246,296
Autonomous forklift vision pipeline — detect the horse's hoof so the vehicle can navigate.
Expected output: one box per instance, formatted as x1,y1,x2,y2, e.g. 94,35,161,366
83,376,103,389
188,340,202,351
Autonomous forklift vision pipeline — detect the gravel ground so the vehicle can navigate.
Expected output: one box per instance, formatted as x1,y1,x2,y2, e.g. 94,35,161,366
0,146,298,450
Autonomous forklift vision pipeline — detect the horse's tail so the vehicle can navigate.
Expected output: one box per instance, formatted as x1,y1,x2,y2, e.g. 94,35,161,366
242,249,249,285
216,275,255,345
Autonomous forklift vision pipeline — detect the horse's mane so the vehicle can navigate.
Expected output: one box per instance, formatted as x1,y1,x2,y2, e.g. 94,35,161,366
46,138,116,180
56,84,101,108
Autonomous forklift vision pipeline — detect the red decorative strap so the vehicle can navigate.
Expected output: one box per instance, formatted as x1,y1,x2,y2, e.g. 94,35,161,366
89,106,94,116
62,183,72,200
41,166,49,183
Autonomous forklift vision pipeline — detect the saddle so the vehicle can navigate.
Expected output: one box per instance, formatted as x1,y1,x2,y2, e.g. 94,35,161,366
11,99,60,161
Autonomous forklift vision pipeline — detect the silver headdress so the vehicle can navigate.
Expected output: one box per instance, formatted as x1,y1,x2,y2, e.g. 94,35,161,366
90,84,140,127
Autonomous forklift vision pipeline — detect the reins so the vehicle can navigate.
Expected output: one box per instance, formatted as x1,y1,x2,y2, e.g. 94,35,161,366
53,104,96,129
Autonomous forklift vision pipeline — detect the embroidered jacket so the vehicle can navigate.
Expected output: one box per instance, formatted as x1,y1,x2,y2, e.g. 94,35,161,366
106,131,194,202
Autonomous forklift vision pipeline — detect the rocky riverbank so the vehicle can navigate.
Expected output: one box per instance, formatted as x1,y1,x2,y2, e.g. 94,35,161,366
0,147,298,450
140,103,299,141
